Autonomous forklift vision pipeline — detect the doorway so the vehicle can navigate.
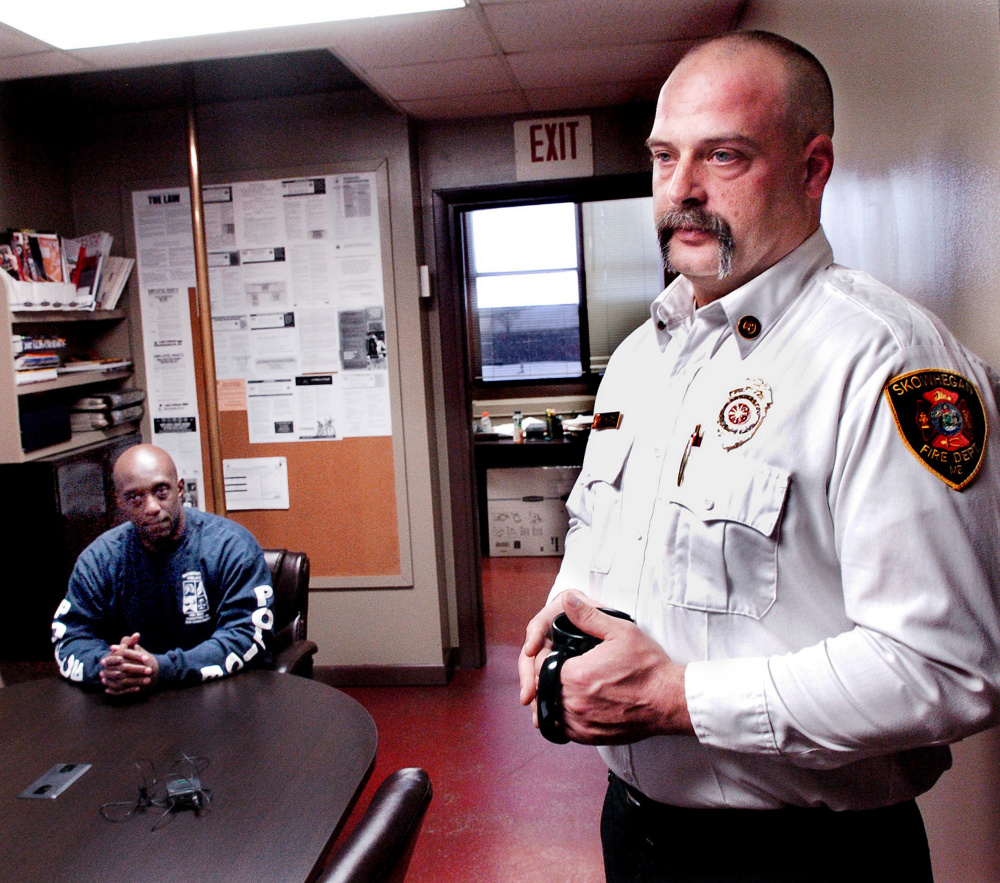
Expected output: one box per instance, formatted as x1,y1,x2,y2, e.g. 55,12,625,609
433,173,661,669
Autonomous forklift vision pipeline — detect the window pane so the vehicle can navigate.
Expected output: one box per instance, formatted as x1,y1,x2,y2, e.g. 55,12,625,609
466,202,582,383
469,203,578,273
477,303,582,381
475,270,579,309
582,197,664,373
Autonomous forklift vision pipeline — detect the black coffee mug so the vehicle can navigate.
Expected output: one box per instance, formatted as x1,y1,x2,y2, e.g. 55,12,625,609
536,608,633,744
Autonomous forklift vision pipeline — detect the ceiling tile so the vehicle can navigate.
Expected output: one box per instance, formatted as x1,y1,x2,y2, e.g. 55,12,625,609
366,56,518,101
508,41,690,90
330,9,495,68
482,0,741,53
0,22,53,58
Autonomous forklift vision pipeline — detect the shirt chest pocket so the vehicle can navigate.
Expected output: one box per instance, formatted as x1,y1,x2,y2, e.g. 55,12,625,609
578,432,633,575
660,452,789,620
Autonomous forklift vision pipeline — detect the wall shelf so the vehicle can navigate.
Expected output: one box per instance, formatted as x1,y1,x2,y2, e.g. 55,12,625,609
1,291,141,463
16,366,132,396
12,309,127,324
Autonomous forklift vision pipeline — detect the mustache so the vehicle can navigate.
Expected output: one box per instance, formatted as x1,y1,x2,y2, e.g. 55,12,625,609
656,207,735,279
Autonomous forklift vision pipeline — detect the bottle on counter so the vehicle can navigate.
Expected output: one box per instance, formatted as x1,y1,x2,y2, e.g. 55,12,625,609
546,408,563,440
513,410,524,443
479,411,492,433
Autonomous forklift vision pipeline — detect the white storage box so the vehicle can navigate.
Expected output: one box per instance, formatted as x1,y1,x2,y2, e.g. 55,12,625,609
2,273,92,311
486,465,581,556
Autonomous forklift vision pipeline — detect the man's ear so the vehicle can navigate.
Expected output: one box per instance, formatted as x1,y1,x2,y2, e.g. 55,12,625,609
803,134,834,199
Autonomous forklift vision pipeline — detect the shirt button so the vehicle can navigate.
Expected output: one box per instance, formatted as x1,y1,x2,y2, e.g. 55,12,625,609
703,499,714,510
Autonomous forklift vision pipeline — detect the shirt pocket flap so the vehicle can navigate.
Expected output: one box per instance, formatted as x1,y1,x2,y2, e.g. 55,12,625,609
669,452,790,538
580,431,634,489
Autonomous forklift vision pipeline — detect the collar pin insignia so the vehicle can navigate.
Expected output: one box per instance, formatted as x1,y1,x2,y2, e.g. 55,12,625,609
737,316,762,340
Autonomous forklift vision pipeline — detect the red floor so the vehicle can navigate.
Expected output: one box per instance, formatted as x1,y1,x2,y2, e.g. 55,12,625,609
335,556,608,882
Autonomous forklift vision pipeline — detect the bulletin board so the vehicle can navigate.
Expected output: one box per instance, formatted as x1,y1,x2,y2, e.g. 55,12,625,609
130,162,411,588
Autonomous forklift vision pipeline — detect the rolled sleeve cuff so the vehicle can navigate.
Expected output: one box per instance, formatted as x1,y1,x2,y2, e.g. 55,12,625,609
154,653,176,685
685,657,779,754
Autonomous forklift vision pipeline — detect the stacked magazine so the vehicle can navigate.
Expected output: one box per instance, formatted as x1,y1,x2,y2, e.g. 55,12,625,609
70,388,145,432
12,332,67,385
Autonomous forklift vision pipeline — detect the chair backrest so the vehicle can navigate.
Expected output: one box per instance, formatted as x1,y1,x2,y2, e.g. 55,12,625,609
262,548,310,648
318,768,433,883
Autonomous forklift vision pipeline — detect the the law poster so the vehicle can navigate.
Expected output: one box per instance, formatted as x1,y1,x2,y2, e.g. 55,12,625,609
132,187,204,501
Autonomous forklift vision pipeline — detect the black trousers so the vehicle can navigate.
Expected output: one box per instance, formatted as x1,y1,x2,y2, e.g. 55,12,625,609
601,773,934,883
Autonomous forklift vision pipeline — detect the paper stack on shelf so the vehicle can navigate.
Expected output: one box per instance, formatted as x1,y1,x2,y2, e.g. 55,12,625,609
70,388,145,432
95,256,134,310
57,357,132,375
15,366,59,385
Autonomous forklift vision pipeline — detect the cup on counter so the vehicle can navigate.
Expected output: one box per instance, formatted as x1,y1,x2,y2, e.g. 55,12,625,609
536,608,633,744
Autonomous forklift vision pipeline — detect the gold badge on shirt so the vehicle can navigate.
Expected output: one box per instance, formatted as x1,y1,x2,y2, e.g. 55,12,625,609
884,369,988,490
717,379,772,450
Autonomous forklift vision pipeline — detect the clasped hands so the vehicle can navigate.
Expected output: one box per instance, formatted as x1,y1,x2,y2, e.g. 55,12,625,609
518,591,693,744
100,632,159,696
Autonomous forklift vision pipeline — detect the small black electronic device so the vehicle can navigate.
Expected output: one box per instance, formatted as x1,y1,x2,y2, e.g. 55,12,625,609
100,754,211,830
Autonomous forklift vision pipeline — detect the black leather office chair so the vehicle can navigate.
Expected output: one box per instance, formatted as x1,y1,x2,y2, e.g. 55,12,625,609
318,768,433,883
262,548,318,678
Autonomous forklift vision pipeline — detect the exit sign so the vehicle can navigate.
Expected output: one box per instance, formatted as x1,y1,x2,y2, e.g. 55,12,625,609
514,116,593,181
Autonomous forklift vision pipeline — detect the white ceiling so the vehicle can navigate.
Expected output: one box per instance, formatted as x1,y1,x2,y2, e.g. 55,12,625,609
0,0,745,120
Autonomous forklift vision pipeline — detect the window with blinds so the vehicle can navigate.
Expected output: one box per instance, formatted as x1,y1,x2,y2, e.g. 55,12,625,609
464,196,662,386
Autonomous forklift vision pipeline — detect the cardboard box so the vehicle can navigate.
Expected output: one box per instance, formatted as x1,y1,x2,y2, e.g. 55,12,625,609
486,465,581,556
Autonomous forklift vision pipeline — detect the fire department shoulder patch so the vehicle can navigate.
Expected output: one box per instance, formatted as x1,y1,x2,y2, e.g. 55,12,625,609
884,369,988,490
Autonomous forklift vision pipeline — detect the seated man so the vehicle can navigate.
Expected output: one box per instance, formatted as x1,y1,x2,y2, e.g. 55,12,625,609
52,444,274,696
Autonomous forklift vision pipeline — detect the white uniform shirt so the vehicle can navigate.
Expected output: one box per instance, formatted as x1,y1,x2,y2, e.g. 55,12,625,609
552,228,1000,810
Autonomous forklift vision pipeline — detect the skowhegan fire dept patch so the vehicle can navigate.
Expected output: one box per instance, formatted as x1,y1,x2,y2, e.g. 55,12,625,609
885,369,988,491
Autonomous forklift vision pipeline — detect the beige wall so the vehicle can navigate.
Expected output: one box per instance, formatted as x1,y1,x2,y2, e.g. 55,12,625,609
0,90,75,236
743,2,1000,880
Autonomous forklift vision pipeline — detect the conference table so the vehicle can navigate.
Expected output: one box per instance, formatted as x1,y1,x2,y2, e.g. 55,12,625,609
0,671,377,883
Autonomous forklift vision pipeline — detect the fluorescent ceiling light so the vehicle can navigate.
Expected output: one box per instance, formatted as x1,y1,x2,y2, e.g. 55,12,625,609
1,1,466,50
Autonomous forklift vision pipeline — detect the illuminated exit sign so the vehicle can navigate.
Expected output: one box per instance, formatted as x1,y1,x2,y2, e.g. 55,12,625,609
514,115,593,181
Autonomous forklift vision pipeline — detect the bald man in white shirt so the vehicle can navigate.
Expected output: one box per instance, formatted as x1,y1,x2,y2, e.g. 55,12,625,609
519,30,1000,883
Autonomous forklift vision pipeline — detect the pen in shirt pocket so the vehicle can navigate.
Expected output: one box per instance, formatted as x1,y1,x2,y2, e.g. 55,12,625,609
677,424,703,486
